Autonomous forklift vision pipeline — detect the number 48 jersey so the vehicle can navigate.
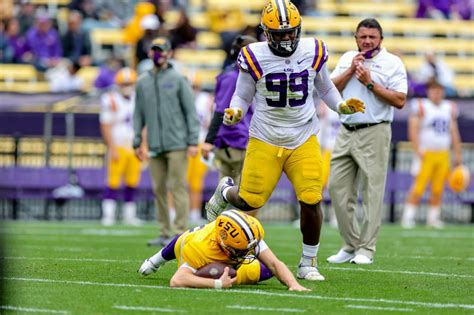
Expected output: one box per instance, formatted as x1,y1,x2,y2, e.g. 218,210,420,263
237,37,329,148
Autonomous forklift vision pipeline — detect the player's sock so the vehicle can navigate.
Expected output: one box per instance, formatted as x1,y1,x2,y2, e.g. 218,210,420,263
258,261,273,281
189,209,201,222
402,203,417,227
427,206,442,225
149,249,166,266
300,243,319,266
158,234,183,261
222,186,232,202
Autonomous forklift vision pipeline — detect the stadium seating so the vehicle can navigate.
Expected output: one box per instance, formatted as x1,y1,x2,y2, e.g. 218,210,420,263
90,28,128,62
76,66,99,92
0,64,38,83
317,2,416,18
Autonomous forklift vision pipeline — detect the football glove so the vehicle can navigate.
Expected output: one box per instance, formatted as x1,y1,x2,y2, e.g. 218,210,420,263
337,98,365,115
138,259,159,276
223,108,243,126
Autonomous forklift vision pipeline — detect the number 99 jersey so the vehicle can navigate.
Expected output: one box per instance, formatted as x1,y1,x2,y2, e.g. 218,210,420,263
237,38,328,148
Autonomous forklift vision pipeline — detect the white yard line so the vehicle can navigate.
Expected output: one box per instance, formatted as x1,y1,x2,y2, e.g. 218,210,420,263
3,277,474,310
113,305,186,313
327,266,474,279
227,305,306,313
3,255,473,278
400,231,473,239
3,256,137,263
0,229,148,237
379,255,474,261
0,305,69,314
345,304,414,312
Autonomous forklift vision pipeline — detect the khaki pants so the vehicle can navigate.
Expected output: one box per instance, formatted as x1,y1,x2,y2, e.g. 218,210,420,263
149,150,189,238
215,147,246,185
328,123,391,258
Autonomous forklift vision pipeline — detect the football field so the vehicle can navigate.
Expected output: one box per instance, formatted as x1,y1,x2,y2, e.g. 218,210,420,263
1,221,473,314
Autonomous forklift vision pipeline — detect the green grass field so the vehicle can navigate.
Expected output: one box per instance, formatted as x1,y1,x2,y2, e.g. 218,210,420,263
1,221,473,314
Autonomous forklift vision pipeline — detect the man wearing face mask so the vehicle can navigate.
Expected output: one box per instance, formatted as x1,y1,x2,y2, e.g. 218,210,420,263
133,37,200,246
100,67,143,226
327,18,408,265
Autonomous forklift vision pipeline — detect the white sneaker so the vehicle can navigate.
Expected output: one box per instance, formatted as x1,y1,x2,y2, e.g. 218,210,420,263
327,249,355,264
401,220,415,229
101,217,115,226
123,217,143,226
350,254,373,264
427,220,445,229
205,176,234,222
297,265,325,281
138,259,160,276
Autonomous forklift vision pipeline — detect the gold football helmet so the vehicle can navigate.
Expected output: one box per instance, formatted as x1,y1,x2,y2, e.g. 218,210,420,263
215,210,264,262
261,0,302,56
448,165,471,193
114,67,137,86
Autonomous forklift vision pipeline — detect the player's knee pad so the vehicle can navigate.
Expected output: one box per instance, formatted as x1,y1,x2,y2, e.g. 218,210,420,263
299,189,322,205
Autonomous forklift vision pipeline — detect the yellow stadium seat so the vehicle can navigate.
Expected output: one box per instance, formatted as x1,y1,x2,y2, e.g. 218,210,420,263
0,64,38,82
196,32,222,49
454,75,474,90
76,66,99,92
174,49,226,68
318,2,416,18
0,81,50,93
91,28,125,46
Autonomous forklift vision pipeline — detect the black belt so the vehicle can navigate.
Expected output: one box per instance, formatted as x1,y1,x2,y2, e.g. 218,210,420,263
342,121,388,131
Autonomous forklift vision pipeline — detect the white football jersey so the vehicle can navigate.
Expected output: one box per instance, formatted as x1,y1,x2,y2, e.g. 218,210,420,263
237,38,329,148
411,98,457,151
194,91,213,143
100,91,136,148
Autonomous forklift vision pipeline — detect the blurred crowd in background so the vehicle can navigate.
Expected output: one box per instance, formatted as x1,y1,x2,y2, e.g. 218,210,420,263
0,0,472,97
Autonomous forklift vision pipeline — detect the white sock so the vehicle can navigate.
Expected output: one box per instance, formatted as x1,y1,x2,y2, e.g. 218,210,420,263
427,206,441,224
123,202,137,221
302,243,319,257
222,186,232,202
402,203,417,224
149,249,167,266
300,243,319,266
102,199,116,223
169,208,176,224
189,209,201,221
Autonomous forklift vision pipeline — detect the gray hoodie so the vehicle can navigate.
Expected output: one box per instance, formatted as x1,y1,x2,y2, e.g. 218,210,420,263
133,64,199,155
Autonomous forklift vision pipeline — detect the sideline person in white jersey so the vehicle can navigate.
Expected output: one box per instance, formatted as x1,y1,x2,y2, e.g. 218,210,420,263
100,67,143,226
327,18,407,265
205,0,365,281
401,80,462,229
317,101,341,227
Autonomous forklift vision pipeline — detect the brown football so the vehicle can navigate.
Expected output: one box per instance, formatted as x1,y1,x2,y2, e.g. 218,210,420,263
195,262,237,279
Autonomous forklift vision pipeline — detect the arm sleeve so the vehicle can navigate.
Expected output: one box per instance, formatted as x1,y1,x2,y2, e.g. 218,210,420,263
314,64,343,112
204,112,224,144
99,93,112,124
133,84,144,149
255,240,269,257
229,70,255,117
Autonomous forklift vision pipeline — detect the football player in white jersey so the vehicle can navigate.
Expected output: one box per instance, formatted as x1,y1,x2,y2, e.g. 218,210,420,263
205,0,365,281
401,80,462,228
100,68,143,226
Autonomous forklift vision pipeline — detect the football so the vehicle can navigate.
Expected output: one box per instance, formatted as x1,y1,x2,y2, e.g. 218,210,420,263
195,262,237,279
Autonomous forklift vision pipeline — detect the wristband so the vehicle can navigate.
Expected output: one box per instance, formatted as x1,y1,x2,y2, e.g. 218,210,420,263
214,279,222,289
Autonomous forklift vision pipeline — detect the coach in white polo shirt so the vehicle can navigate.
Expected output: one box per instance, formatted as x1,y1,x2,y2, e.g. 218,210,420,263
327,18,407,265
